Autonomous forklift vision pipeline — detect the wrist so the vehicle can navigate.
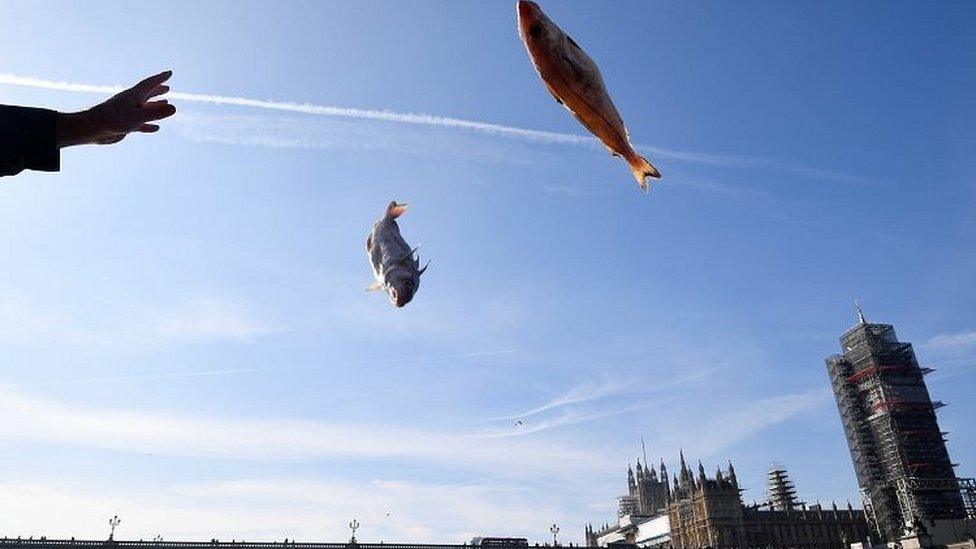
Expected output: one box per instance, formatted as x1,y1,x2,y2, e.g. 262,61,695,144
56,110,95,147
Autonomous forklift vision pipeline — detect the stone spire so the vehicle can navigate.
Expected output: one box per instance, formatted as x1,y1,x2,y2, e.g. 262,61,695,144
728,461,738,487
678,450,692,488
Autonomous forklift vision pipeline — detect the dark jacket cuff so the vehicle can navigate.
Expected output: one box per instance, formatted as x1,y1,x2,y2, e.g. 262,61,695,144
0,105,61,176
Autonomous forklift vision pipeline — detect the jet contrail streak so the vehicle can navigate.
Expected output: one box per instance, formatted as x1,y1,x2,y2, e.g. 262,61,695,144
352,349,517,366
0,368,263,390
0,73,879,184
0,73,592,146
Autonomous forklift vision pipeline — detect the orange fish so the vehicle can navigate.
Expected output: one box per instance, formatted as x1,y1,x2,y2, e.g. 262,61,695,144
517,1,661,191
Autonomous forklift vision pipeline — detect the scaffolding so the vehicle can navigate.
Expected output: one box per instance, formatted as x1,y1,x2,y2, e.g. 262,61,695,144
826,319,970,542
895,477,976,523
617,495,640,518
765,466,801,511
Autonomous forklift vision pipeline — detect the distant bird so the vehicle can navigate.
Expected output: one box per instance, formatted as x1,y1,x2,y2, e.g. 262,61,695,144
386,512,394,519
517,1,661,191
366,201,430,308
514,418,525,428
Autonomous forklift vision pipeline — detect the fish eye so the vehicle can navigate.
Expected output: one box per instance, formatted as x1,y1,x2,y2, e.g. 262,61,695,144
529,24,543,39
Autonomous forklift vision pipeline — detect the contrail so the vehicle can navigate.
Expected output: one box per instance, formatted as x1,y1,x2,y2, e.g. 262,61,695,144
351,349,517,365
0,367,263,390
0,73,591,146
492,367,721,422
0,73,879,184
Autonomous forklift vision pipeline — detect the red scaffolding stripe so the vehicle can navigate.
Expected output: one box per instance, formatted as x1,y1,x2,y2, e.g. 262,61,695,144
847,364,916,384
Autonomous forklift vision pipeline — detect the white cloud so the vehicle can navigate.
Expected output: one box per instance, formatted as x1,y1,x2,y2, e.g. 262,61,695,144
0,389,616,479
0,477,564,543
0,298,59,343
172,113,548,166
925,330,976,352
155,297,281,342
0,294,279,351
646,388,831,460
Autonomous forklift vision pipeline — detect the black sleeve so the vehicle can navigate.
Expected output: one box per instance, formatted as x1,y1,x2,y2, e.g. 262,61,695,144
0,105,61,177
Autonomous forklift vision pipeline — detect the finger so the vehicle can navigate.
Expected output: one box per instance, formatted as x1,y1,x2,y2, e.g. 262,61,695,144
142,101,177,121
131,70,173,97
138,124,160,133
146,84,170,99
97,134,126,145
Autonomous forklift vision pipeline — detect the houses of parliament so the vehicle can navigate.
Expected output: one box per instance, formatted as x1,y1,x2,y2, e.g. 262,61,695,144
585,455,870,549
585,311,976,548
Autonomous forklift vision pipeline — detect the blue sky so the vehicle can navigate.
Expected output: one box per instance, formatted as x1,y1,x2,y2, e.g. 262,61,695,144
1,0,974,543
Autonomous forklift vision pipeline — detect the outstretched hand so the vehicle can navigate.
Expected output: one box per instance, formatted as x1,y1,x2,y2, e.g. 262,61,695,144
58,71,177,147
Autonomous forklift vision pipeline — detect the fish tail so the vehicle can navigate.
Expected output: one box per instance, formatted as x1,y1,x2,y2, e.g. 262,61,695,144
386,201,408,219
627,154,661,192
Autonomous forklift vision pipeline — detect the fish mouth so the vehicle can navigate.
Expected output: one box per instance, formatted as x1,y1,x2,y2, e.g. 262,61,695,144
517,1,542,30
389,288,411,308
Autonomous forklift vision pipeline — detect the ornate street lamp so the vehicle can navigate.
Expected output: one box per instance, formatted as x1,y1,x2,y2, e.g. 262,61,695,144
349,519,361,543
108,516,122,541
550,524,560,547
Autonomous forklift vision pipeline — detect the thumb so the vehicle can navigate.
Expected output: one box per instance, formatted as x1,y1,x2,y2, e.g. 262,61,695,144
97,134,126,145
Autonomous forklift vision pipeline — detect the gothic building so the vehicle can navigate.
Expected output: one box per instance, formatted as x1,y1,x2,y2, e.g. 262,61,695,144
628,459,672,517
587,454,872,548
586,458,673,548
667,453,749,548
667,457,871,549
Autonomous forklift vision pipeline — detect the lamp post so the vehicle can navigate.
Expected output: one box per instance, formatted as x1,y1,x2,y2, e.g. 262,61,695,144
550,524,560,547
349,519,360,543
108,516,122,541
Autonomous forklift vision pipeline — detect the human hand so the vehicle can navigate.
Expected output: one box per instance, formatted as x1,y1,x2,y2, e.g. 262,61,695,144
58,71,177,147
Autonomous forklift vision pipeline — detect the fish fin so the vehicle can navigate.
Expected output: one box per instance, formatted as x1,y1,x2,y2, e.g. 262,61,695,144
627,153,661,192
543,82,564,105
386,201,408,219
366,281,383,292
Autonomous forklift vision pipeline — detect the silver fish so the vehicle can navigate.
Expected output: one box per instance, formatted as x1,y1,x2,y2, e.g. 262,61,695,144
366,201,429,308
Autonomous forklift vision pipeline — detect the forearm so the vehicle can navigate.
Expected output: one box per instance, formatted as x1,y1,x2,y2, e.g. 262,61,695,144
56,110,97,147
